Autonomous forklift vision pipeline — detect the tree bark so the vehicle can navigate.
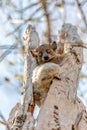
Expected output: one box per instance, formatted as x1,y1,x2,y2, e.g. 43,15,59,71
6,24,87,130
35,48,87,130
35,24,87,130
6,25,40,130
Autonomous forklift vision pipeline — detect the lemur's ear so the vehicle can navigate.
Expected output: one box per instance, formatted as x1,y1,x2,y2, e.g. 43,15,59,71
51,41,57,50
30,49,38,57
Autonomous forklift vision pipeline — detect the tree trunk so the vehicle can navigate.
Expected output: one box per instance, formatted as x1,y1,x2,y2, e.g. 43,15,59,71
6,24,87,130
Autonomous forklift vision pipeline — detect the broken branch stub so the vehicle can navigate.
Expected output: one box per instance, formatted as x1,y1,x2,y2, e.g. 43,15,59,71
22,24,40,113
7,25,40,130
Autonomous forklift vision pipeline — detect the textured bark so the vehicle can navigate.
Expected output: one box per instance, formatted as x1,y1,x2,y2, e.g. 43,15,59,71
6,24,87,130
35,81,87,130
6,25,40,130
35,24,87,130
21,25,40,113
35,50,87,130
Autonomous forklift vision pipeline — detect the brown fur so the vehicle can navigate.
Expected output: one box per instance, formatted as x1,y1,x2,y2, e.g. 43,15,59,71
31,42,68,107
32,63,60,106
31,42,68,66
30,42,57,65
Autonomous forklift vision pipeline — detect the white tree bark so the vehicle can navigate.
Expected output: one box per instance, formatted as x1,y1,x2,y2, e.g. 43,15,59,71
35,48,87,130
6,24,87,130
6,25,40,130
21,25,40,113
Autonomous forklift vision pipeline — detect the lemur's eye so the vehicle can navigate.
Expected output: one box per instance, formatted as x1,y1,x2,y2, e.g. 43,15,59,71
46,49,51,53
39,52,42,57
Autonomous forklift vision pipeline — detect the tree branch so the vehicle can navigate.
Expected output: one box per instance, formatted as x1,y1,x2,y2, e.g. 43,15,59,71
40,0,51,43
75,0,87,28
35,23,87,130
6,25,40,130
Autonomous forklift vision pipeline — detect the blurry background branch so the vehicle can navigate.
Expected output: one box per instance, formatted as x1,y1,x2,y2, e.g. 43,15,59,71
15,2,40,12
40,0,51,43
0,44,17,62
0,112,10,130
81,0,87,6
75,0,87,28
0,111,6,122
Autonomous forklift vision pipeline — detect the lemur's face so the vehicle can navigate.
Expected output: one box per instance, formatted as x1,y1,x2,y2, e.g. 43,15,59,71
31,42,57,65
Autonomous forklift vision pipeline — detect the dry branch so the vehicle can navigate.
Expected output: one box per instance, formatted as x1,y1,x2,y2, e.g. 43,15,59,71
6,25,40,130
75,0,87,28
40,0,51,43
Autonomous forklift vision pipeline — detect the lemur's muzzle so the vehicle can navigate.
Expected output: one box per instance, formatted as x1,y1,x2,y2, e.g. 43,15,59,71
43,52,49,61
44,55,49,60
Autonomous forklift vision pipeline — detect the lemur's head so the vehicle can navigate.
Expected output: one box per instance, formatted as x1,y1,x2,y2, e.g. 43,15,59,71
30,42,57,65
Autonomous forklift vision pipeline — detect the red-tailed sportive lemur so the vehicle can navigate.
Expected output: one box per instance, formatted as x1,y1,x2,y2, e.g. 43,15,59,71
31,24,87,107
31,42,63,106
31,42,67,106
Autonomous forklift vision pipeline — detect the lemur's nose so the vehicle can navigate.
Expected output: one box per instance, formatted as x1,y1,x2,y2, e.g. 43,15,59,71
44,55,49,60
43,52,49,60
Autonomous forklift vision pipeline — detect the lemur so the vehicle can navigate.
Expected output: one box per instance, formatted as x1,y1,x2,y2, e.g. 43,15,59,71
30,42,68,106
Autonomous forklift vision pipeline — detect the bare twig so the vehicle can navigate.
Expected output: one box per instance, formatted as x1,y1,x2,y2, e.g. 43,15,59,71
81,0,87,6
0,120,7,126
7,5,42,35
56,0,65,8
15,2,39,12
0,111,6,122
0,120,10,130
0,44,17,62
6,24,23,36
29,6,42,18
64,1,74,6
56,0,87,7
75,0,87,28
40,0,51,43
0,44,17,49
